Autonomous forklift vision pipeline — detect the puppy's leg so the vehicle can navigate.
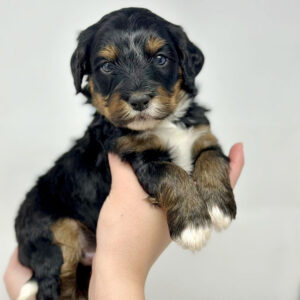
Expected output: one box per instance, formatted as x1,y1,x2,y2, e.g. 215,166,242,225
51,219,84,300
17,216,88,300
15,207,63,300
192,126,236,231
51,219,95,300
18,235,63,300
119,149,212,251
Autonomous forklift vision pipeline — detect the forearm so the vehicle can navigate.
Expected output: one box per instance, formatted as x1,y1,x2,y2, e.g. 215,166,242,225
89,251,146,300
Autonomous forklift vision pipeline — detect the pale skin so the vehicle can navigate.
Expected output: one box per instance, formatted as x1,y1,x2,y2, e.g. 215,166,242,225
4,143,244,300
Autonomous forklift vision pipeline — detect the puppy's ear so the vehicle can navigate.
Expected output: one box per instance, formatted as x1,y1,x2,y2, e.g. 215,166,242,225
168,24,204,97
71,24,98,94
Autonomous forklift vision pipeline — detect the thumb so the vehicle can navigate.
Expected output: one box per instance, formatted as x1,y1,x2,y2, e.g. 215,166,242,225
107,153,147,196
229,143,245,188
107,153,130,178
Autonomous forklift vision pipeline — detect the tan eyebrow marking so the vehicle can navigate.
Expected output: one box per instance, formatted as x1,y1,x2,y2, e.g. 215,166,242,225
98,44,119,60
145,37,166,54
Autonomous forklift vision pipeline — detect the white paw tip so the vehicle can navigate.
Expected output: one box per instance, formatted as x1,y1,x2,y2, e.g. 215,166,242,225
17,280,38,300
175,225,211,251
209,206,231,231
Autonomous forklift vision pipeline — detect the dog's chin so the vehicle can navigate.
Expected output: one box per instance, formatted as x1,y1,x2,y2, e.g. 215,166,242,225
126,116,162,131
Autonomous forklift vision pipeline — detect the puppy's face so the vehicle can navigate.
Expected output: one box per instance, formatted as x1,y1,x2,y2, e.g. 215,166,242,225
89,30,184,130
71,8,204,130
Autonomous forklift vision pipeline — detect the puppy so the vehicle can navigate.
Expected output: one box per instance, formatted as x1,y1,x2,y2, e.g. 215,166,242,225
15,7,236,300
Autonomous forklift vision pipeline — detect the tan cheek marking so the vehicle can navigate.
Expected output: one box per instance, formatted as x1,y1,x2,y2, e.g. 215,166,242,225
145,37,166,54
156,79,185,113
89,79,94,94
98,44,119,61
91,91,108,117
107,93,134,125
90,79,133,125
89,78,115,119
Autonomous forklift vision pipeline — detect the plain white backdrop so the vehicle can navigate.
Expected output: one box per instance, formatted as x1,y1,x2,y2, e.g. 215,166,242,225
0,0,299,299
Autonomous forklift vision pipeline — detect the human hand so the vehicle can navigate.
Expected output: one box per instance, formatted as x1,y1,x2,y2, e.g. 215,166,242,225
4,143,244,300
3,247,34,300
228,143,244,188
88,151,172,300
89,143,244,299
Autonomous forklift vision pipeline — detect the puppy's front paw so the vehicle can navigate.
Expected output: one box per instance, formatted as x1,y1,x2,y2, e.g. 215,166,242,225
164,180,212,251
175,225,211,251
199,185,236,232
208,205,232,231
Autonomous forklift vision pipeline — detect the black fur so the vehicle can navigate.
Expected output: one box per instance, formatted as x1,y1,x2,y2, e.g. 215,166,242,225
15,7,235,300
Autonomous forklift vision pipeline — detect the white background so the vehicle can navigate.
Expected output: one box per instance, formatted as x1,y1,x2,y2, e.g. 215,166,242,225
0,0,299,299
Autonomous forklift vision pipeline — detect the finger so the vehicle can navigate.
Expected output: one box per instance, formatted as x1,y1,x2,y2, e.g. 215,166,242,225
4,247,33,300
108,153,137,183
107,153,126,177
107,153,146,195
229,143,245,188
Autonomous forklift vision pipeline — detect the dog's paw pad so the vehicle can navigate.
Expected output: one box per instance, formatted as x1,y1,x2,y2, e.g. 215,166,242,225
175,225,211,251
209,206,232,231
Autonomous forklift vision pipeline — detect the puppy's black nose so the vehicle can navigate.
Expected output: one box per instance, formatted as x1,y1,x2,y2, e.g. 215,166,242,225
128,94,150,111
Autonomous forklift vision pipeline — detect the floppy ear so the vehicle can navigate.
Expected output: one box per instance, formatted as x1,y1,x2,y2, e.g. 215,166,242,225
70,24,98,94
167,24,204,97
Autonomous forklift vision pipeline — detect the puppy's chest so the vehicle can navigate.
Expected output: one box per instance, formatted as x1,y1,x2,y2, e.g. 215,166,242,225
151,121,204,174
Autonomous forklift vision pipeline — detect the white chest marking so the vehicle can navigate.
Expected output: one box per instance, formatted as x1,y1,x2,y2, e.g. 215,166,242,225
152,121,206,174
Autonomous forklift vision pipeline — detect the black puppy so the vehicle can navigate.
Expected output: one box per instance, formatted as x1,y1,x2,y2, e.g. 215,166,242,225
15,7,236,300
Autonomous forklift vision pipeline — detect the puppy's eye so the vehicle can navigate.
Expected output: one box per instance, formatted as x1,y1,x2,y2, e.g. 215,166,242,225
153,55,167,66
101,62,114,73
